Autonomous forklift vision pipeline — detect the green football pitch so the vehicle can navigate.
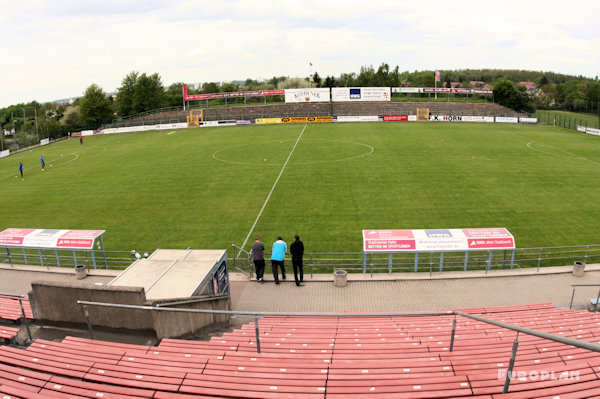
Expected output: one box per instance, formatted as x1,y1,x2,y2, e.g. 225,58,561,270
1,122,600,253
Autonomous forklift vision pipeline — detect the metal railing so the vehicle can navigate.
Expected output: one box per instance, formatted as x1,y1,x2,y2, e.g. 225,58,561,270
229,244,600,276
77,300,600,394
569,284,600,310
0,248,153,270
0,293,32,342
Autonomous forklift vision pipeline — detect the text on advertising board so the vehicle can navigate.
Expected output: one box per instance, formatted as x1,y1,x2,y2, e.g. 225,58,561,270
363,228,515,252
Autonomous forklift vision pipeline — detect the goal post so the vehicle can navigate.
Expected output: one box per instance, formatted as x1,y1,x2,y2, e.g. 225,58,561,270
186,109,204,127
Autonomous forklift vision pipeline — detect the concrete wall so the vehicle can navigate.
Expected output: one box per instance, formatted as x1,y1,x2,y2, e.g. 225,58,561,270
150,295,230,339
29,281,153,329
29,281,231,338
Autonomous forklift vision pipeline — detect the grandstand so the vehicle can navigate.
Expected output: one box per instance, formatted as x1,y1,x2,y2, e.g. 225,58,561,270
106,101,523,128
0,302,600,397
0,263,599,397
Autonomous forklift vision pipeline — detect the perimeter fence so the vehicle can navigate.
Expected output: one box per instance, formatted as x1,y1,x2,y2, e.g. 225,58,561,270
3,244,597,275
535,109,600,130
231,244,600,277
0,248,152,270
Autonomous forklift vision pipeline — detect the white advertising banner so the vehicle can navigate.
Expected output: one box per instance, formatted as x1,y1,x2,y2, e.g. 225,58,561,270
429,115,466,122
284,88,330,103
392,87,423,93
578,126,600,136
495,117,518,124
0,149,9,158
81,130,94,136
40,138,49,146
335,115,380,123
519,117,538,124
363,228,515,253
408,115,417,121
100,123,188,135
332,87,390,102
462,116,488,122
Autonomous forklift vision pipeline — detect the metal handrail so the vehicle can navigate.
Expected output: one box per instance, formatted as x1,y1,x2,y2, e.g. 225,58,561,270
154,296,230,307
569,284,600,310
76,301,600,351
0,293,32,342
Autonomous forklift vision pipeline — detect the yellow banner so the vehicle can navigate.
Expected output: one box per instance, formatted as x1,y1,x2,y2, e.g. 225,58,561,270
255,118,282,124
281,116,333,124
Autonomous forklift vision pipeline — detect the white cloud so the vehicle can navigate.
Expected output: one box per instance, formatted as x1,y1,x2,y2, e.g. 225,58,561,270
1,0,598,107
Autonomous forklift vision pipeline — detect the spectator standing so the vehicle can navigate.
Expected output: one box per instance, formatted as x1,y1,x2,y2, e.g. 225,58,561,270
251,237,266,283
271,236,287,285
290,235,305,286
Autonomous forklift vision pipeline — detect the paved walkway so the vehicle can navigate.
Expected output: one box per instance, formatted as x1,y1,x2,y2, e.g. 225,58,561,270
1,263,599,313
230,264,600,313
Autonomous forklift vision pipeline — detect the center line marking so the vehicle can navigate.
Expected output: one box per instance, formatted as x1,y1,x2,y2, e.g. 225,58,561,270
239,124,307,252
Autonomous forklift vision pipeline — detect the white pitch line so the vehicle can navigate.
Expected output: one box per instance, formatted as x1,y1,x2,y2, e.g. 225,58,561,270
239,124,307,252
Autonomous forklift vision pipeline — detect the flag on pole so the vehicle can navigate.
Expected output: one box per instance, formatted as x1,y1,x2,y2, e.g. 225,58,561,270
435,70,441,82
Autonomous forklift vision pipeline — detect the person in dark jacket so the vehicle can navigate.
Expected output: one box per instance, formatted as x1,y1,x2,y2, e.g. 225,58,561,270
290,235,305,286
251,237,265,282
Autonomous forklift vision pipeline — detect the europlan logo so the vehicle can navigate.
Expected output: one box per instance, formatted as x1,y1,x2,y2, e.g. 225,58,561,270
498,369,580,381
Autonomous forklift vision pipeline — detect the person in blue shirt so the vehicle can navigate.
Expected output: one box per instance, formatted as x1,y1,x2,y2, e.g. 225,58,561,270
271,236,287,285
40,154,45,171
19,162,24,177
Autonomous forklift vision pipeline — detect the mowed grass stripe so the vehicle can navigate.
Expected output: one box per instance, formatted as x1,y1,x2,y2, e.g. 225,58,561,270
1,123,599,253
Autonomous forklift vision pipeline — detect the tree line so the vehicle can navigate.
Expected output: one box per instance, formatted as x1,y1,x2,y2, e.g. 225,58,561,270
1,65,599,145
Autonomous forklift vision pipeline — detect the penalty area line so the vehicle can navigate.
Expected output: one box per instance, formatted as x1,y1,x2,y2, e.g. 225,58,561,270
239,124,307,252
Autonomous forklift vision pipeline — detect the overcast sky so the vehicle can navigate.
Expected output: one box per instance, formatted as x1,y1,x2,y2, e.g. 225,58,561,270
1,0,598,108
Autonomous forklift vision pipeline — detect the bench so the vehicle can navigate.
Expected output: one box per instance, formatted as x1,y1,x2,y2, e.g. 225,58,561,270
0,326,20,343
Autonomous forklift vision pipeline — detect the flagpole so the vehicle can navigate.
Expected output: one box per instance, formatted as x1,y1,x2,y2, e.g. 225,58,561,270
435,70,437,100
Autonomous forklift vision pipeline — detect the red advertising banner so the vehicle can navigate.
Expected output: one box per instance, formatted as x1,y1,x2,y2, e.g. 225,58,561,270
0,228,105,250
363,228,515,252
183,84,284,101
383,115,409,121
0,228,36,246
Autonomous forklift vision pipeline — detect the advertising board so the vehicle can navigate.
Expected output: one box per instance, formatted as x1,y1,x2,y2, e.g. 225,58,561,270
280,116,333,123
363,228,515,252
284,88,330,103
335,116,380,122
0,228,105,250
332,87,390,102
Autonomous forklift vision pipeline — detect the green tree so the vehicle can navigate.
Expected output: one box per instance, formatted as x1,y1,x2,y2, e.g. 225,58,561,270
493,79,534,112
338,73,356,87
79,84,114,127
132,73,165,113
356,65,376,86
586,81,600,105
220,82,239,92
412,71,435,87
163,83,184,107
374,63,390,86
202,82,220,94
324,75,337,88
62,106,82,128
115,71,139,117
312,71,322,87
